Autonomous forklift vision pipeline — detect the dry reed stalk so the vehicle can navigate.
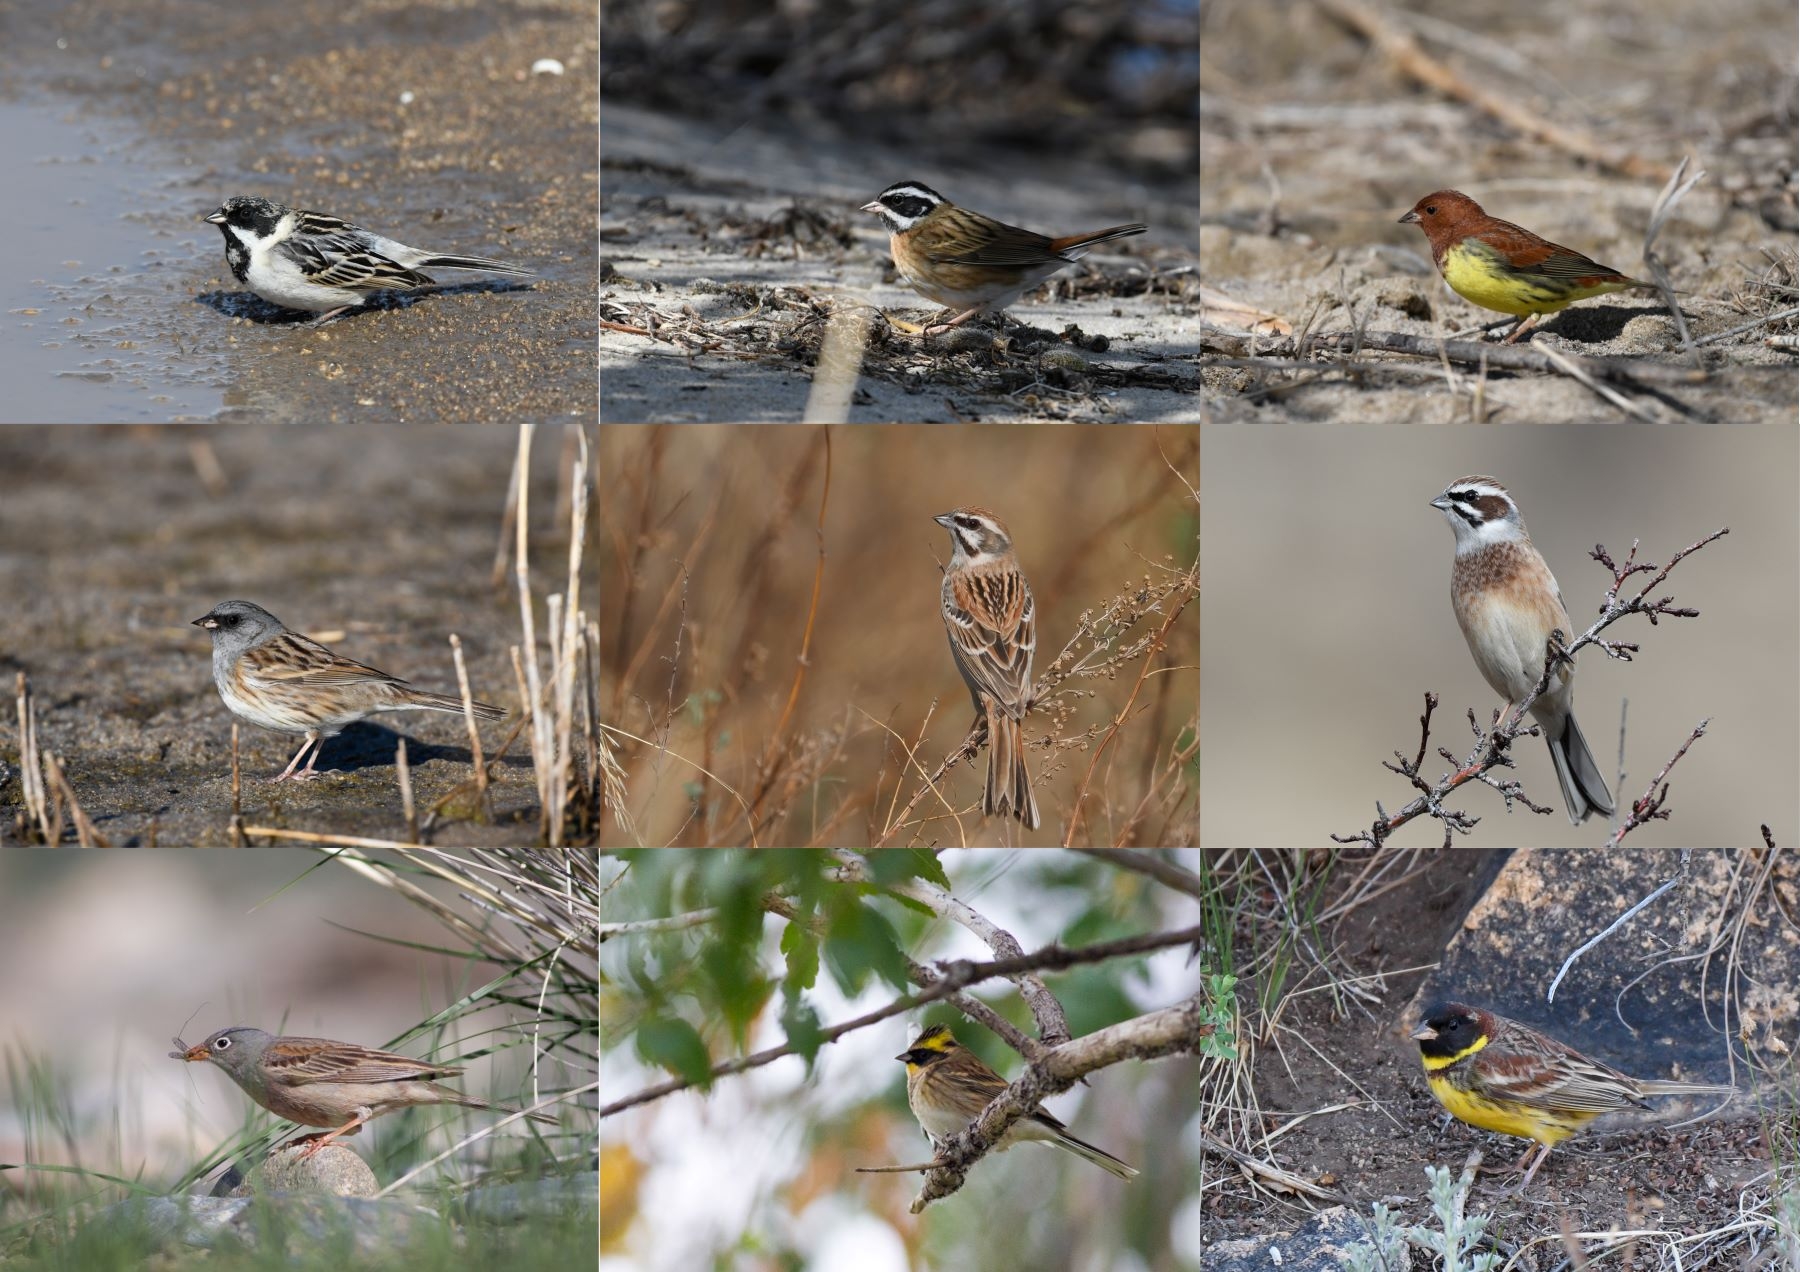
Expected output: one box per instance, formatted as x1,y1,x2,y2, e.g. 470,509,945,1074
230,721,246,847
449,632,491,809
397,737,418,844
43,751,107,847
15,672,48,838
510,422,595,845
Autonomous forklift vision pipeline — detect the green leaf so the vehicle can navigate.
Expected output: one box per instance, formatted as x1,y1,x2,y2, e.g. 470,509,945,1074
780,921,819,993
824,901,909,994
780,997,826,1068
867,849,951,891
637,1017,712,1088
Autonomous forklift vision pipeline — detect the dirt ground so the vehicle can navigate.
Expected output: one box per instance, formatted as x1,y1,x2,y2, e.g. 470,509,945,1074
0,423,588,846
1200,0,1797,425
3,0,596,424
1203,849,1792,1258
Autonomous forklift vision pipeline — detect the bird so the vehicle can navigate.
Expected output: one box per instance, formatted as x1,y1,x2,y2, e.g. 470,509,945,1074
191,599,506,782
935,508,1038,828
1431,476,1614,823
1399,189,1655,343
202,195,532,321
171,1026,556,1157
1412,1001,1734,1190
895,1024,1137,1180
862,182,1145,336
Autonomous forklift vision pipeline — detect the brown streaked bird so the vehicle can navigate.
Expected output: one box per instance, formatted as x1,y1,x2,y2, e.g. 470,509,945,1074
1412,1001,1733,1190
192,599,506,782
1430,477,1613,823
863,182,1146,336
172,1026,556,1157
1399,189,1656,343
934,508,1039,829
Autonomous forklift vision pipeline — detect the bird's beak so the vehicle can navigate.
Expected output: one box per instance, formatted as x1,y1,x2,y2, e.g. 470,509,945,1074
192,615,217,629
933,513,953,529
1429,495,1450,512
172,1042,210,1061
1398,209,1420,225
203,209,226,225
861,201,883,214
1410,1023,1437,1042
893,1050,909,1062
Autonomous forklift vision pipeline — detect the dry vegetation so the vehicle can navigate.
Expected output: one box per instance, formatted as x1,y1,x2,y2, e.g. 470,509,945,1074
599,424,1198,847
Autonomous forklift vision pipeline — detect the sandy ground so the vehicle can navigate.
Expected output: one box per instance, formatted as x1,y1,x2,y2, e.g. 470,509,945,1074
0,423,588,846
2,0,596,424
600,102,1199,423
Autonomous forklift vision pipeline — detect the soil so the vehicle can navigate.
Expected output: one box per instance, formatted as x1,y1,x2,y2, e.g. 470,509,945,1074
1203,850,1786,1259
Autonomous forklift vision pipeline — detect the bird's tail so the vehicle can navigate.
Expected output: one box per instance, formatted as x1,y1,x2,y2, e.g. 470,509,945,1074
418,253,534,277
1637,1079,1737,1101
1548,710,1615,825
400,690,507,722
983,704,1039,829
1046,1127,1139,1180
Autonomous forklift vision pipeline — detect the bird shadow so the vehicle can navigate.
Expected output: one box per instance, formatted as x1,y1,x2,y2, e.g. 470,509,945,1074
193,280,536,325
296,721,530,778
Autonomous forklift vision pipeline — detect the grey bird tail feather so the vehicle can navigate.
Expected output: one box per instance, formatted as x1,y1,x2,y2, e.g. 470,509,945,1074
405,691,508,722
1549,712,1615,825
1045,1128,1138,1179
419,253,534,278
435,1086,558,1124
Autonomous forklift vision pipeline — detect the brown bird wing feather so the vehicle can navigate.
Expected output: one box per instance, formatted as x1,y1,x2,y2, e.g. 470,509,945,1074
944,569,1034,716
928,218,1058,268
1472,1015,1650,1113
259,1037,461,1087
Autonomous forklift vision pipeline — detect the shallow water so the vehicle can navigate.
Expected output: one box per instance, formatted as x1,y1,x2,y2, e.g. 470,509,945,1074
0,97,229,422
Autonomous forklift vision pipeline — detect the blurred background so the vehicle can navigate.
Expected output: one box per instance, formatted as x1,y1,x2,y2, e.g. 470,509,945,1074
603,0,1197,200
0,850,585,1184
600,424,1199,847
1201,422,1799,847
599,848,1202,1272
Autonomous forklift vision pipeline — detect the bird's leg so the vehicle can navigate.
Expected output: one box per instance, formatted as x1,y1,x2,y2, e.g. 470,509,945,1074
291,734,330,782
922,306,986,338
1511,1141,1553,1190
1501,314,1542,344
270,732,322,783
294,1107,372,1158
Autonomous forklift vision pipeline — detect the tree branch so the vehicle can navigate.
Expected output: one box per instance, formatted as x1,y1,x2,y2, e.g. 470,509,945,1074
599,925,1201,1117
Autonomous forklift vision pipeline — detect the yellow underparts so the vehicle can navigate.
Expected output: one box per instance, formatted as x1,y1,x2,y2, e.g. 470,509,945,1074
1439,242,1633,317
1422,1037,1595,1147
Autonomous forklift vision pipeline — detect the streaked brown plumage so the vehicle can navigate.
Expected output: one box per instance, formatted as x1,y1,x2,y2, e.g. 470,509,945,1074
934,508,1038,828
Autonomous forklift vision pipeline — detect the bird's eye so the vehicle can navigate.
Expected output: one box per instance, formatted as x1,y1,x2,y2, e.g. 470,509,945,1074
214,1037,231,1051
1424,204,1437,215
